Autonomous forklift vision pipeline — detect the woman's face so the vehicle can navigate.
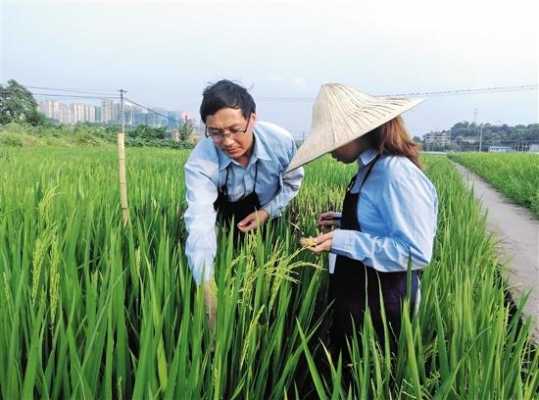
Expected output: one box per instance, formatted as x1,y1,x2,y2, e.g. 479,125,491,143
331,137,370,163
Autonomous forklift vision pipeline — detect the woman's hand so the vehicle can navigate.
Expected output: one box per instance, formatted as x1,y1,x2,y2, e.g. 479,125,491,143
304,231,335,254
317,211,341,233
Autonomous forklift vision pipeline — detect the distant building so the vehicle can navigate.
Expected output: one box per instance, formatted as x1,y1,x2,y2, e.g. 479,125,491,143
101,100,113,123
70,103,84,123
68,103,97,124
488,146,513,153
455,136,478,144
86,104,96,123
38,100,77,124
38,100,55,119
112,103,122,123
95,106,102,123
39,100,67,123
122,104,138,126
528,144,539,153
58,103,70,124
424,130,451,149
167,111,181,129
133,110,148,126
38,99,184,128
149,107,169,127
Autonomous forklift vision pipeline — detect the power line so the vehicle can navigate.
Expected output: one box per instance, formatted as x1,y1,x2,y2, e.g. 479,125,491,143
24,85,118,96
450,140,539,144
0,88,118,100
124,96,183,125
124,97,169,119
8,82,535,105
30,92,119,100
384,84,538,97
256,84,538,102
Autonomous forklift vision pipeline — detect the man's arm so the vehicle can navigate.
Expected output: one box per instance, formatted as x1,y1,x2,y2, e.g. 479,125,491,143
184,154,219,285
262,138,304,218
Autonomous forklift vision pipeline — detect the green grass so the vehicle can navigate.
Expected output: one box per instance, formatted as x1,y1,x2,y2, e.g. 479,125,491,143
0,147,537,398
449,152,539,217
0,122,194,149
0,122,111,147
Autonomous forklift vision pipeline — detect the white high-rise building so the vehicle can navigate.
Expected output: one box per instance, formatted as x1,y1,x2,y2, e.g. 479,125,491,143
112,102,121,123
84,104,96,123
59,103,70,124
102,100,113,123
71,103,97,123
38,100,72,123
38,100,55,118
70,103,86,124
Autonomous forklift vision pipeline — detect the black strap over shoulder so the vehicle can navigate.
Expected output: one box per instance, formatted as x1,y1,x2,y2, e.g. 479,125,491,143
220,159,258,197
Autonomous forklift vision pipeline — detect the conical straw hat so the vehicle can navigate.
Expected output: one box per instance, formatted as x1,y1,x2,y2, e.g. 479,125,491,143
287,83,423,172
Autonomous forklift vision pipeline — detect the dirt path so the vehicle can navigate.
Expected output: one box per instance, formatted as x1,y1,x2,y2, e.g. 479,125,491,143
452,162,539,342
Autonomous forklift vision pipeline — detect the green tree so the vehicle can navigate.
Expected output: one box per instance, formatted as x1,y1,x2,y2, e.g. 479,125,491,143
129,125,166,139
0,79,45,125
178,118,194,142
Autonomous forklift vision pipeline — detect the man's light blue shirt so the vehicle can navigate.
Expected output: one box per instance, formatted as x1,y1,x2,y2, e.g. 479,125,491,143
184,121,304,284
331,148,438,272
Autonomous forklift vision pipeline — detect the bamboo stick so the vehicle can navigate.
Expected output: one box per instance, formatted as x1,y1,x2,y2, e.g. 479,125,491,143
117,131,129,225
117,89,129,226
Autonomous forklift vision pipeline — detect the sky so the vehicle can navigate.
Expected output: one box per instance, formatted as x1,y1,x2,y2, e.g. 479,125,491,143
1,0,538,137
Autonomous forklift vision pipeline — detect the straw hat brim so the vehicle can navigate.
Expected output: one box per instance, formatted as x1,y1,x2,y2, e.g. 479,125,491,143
286,84,423,172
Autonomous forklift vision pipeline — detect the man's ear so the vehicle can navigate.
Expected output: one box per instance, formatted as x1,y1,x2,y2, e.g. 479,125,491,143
251,113,257,124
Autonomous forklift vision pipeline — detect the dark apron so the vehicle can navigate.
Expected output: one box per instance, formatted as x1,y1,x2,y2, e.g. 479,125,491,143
329,155,419,356
213,160,261,243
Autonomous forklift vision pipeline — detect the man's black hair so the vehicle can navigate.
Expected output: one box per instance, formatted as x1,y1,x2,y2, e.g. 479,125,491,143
200,80,256,123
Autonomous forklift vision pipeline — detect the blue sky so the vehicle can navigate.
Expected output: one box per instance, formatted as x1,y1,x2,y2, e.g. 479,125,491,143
1,0,537,137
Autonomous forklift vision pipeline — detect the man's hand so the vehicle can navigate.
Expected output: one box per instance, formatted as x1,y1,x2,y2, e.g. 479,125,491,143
237,209,270,233
317,211,341,233
304,231,335,254
202,279,217,330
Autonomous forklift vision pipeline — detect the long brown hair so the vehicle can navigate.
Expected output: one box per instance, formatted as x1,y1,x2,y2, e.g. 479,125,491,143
364,116,422,169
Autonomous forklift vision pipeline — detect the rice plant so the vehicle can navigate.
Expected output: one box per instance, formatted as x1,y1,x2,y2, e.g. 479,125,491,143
0,147,537,398
449,152,539,217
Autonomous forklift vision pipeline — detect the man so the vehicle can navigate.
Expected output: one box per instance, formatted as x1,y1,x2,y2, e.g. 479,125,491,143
183,80,304,325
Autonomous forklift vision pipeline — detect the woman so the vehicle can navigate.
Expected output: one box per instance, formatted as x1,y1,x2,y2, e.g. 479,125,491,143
287,83,438,356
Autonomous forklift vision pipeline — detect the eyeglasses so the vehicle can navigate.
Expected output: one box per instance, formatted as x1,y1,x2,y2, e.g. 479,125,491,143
205,117,251,143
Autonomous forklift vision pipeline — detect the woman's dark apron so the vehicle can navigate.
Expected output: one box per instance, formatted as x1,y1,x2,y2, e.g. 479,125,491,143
329,155,419,356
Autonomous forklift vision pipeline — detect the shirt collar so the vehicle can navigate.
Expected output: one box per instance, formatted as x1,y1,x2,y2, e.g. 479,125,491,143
357,148,379,167
217,126,270,170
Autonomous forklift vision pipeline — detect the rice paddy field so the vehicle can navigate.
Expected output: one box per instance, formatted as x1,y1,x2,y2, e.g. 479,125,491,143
0,147,538,399
449,152,539,218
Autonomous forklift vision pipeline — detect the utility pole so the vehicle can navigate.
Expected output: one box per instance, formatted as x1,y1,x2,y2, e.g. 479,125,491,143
479,123,484,152
117,89,129,226
474,108,482,152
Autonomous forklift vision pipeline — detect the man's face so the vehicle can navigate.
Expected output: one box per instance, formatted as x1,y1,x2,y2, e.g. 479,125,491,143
205,108,255,161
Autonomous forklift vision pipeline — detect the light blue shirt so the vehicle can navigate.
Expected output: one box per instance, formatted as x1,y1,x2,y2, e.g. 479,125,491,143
331,148,438,272
184,121,304,284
